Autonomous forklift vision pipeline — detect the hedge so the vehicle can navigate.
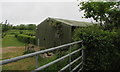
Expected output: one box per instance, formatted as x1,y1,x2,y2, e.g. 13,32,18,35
17,34,36,45
73,25,120,70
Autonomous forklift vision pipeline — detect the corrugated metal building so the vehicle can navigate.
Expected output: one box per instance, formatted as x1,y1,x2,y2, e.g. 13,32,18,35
36,17,93,48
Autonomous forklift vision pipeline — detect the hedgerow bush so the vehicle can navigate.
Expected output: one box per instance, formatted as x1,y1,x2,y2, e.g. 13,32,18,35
2,33,6,38
73,25,120,70
29,37,36,44
17,34,36,44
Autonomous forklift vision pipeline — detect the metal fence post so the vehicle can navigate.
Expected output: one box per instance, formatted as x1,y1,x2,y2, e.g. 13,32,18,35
82,42,85,71
36,55,39,68
69,45,72,72
35,38,39,68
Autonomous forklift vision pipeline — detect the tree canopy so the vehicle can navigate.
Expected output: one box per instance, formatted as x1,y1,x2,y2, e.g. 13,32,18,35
79,2,120,30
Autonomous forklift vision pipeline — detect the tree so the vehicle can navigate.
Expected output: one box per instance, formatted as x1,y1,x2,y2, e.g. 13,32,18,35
14,24,36,30
105,8,120,29
27,24,36,30
79,2,120,30
2,23,12,32
19,24,26,30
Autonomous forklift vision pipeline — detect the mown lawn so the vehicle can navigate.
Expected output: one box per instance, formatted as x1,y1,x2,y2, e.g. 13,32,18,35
2,35,25,47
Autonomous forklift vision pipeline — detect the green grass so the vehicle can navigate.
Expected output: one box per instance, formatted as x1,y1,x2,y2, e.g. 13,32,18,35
2,30,80,71
2,35,25,47
2,30,37,70
2,57,36,70
2,29,36,47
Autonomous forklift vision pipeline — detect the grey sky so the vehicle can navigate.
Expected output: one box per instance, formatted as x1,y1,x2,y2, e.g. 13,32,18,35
1,2,92,25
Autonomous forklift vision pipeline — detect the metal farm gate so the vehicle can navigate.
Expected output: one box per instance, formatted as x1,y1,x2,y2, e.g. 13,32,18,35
0,40,85,72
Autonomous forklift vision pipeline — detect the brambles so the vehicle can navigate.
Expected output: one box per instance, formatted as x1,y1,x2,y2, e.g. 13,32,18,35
73,25,120,70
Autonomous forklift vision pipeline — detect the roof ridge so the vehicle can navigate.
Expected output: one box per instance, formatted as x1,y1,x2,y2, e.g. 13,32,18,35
47,17,93,27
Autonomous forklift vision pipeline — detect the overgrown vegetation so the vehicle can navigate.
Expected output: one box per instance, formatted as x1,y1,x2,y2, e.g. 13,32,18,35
74,25,120,70
73,1,120,71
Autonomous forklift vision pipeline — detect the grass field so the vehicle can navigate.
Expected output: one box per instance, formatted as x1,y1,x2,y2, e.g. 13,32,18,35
1,30,71,71
1,30,57,70
2,29,36,47
2,30,36,70
2,57,36,70
2,35,25,47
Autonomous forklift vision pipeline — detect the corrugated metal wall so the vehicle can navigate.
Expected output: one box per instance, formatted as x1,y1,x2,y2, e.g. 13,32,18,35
36,19,72,48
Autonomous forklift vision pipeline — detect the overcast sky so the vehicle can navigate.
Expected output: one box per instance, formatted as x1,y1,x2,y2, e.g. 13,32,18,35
0,0,92,26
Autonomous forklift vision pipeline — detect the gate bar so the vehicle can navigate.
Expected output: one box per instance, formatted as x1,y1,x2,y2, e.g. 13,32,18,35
59,56,82,72
0,41,82,65
32,48,82,72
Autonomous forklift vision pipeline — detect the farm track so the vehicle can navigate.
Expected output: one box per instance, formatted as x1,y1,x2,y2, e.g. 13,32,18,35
2,46,40,53
1,46,40,60
1,46,40,70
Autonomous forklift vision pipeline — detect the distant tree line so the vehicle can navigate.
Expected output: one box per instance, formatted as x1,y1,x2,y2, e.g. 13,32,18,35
0,20,13,33
0,20,37,38
0,21,36,33
12,24,36,30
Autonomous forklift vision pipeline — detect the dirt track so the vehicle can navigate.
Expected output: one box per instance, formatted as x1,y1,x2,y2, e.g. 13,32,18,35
1,46,40,53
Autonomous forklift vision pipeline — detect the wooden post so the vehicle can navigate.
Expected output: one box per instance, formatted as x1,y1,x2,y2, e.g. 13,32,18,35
38,38,39,47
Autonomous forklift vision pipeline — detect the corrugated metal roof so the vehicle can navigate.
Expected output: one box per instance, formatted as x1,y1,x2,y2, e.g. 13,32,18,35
49,17,93,27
